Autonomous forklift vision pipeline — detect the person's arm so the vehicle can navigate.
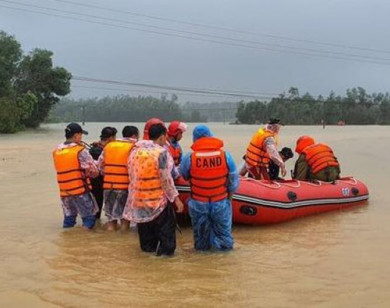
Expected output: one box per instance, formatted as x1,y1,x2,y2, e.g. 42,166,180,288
158,150,179,203
96,150,105,175
265,137,286,177
293,154,309,180
158,150,183,212
179,152,191,180
225,152,239,194
79,149,99,178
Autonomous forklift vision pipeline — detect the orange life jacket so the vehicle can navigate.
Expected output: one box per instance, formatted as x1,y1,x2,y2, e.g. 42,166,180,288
190,137,229,203
302,143,339,174
245,128,276,167
103,140,134,190
53,144,91,197
131,146,165,208
167,140,182,166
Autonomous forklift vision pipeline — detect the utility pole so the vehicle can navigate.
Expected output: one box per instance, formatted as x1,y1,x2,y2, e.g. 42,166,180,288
81,106,86,125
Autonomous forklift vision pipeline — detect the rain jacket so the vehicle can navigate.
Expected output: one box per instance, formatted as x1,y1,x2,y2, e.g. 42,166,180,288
180,125,239,250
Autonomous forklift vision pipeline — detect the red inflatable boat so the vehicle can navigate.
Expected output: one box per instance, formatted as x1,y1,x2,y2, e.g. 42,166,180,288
176,176,369,225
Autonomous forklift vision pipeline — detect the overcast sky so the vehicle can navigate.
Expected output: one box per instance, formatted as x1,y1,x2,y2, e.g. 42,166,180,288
1,0,390,103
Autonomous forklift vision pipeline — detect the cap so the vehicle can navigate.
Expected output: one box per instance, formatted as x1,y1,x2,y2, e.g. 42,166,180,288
65,123,88,136
193,124,213,142
268,118,284,125
100,126,117,139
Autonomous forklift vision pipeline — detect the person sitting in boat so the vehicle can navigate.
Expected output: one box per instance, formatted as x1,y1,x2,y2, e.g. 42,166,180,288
180,124,239,251
167,121,188,166
240,118,286,180
293,135,340,182
269,147,294,180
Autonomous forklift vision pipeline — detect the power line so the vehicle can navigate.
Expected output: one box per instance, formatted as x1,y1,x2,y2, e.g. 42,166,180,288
72,76,277,99
71,85,266,100
2,2,390,65
50,0,390,55
3,0,390,63
3,0,390,62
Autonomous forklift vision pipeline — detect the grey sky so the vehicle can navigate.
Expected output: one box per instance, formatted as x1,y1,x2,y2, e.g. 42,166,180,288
1,0,390,103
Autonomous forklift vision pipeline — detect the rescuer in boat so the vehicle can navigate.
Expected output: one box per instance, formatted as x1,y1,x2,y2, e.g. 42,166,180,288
52,123,99,229
98,126,139,231
240,118,287,180
268,147,294,180
180,124,239,251
167,120,188,166
122,123,184,256
293,135,340,182
89,126,118,220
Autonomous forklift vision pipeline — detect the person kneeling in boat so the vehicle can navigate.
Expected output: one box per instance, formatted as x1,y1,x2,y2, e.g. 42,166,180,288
268,147,294,180
180,125,239,251
167,120,188,166
53,123,100,229
98,126,139,231
240,118,287,180
293,135,340,182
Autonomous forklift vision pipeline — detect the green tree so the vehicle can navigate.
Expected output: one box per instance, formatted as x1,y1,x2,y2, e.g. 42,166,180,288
15,49,72,127
0,93,36,133
0,31,22,97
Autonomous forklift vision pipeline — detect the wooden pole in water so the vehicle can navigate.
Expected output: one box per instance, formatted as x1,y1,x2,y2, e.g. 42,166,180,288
81,106,85,126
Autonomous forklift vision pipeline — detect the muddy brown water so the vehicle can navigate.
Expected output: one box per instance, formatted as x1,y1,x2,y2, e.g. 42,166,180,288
0,123,389,307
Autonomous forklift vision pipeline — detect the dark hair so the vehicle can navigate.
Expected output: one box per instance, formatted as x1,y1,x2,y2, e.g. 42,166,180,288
122,126,139,138
100,126,117,141
280,147,294,159
148,123,167,140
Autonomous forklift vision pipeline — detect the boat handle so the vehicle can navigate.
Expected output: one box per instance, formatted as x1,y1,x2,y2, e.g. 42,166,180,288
280,181,301,188
258,181,282,189
337,177,358,185
305,180,323,187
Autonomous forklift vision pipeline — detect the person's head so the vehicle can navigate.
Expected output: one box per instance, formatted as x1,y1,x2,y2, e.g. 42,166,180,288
100,126,117,144
279,147,294,162
265,118,284,134
167,121,188,142
192,124,213,142
143,118,165,140
295,135,315,154
122,125,139,140
149,123,167,146
65,122,88,143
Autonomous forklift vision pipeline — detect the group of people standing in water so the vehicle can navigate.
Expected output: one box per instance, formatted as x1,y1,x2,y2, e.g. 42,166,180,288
52,118,340,256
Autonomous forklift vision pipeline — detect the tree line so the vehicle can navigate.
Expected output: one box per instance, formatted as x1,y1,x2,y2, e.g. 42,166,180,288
236,87,390,125
0,31,71,133
49,94,208,123
49,97,241,124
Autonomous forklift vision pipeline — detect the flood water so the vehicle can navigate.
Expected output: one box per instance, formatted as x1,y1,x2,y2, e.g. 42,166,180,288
0,123,389,307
